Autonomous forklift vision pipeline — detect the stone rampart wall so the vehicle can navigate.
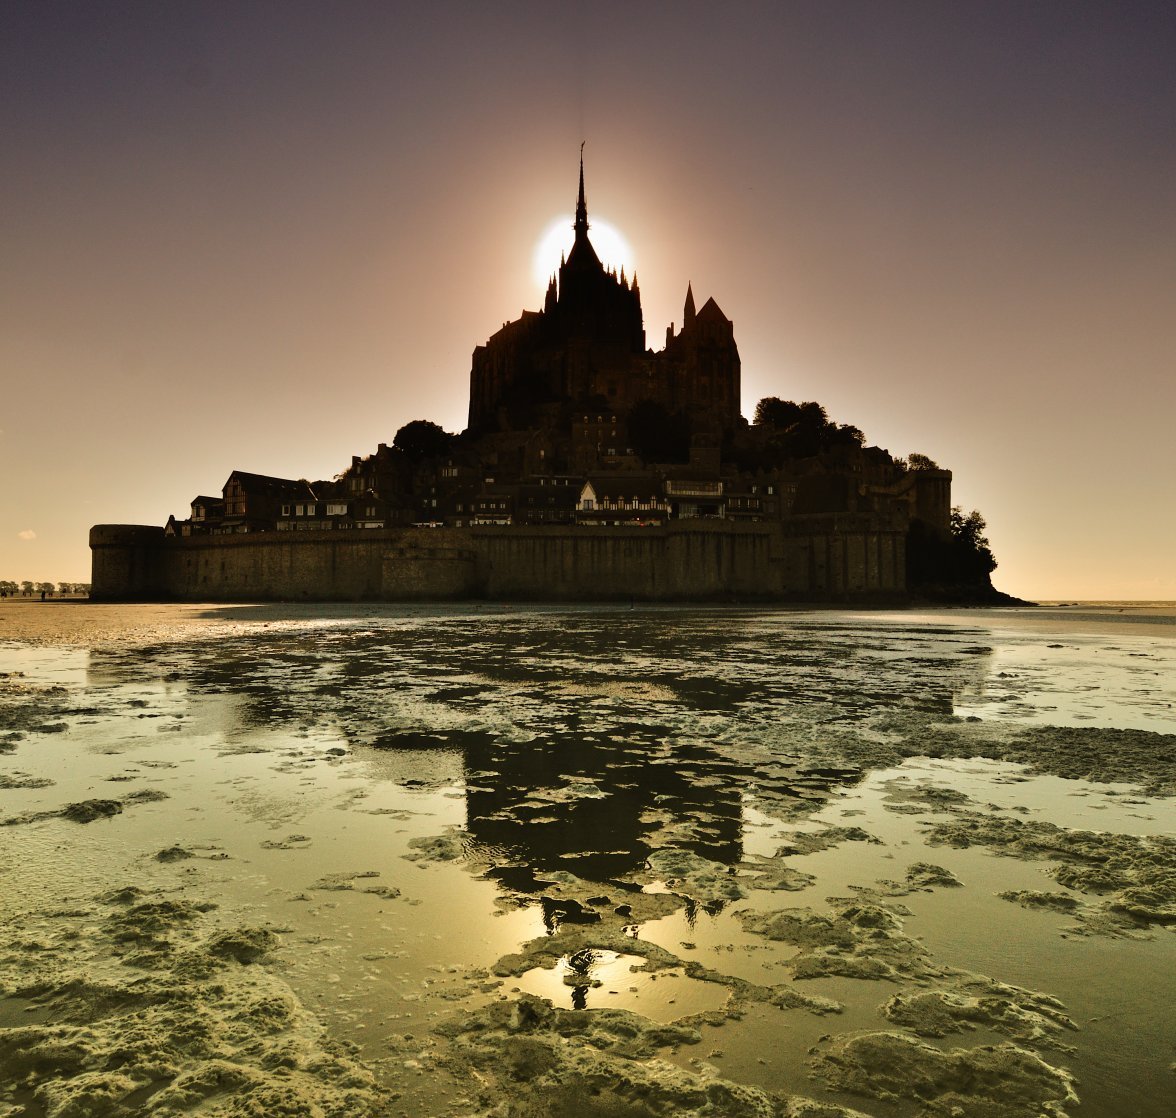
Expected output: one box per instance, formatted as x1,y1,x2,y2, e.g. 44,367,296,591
91,521,907,602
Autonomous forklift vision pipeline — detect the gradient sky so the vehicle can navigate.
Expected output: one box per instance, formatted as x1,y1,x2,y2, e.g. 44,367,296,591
3,1,1173,599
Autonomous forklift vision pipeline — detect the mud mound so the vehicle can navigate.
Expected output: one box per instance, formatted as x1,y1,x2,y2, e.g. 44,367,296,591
882,982,1077,1045
928,813,1176,932
739,902,934,982
1002,726,1176,795
439,993,869,1117
811,1031,1077,1117
0,885,385,1117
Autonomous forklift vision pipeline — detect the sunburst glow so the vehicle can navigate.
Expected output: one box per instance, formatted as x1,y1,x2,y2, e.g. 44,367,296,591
532,214,636,288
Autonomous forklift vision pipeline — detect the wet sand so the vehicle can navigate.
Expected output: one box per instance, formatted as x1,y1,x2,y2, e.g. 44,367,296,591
1,601,1173,1116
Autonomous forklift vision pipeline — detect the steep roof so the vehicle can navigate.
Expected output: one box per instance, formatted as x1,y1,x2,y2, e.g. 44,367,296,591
225,471,317,500
696,296,730,323
585,476,664,500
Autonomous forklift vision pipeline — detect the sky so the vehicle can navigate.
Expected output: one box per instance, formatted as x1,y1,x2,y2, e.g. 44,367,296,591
2,1,1173,600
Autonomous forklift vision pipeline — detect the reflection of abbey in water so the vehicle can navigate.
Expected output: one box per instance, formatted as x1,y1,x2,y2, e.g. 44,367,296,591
127,615,993,914
461,731,745,889
92,153,960,603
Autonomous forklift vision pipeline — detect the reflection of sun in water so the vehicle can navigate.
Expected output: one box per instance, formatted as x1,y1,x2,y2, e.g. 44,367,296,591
532,215,636,288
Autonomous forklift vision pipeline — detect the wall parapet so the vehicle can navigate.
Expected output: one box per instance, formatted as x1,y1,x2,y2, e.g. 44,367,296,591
90,520,908,603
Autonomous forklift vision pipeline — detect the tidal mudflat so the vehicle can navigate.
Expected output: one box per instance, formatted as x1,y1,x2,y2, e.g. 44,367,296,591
1,600,1173,1117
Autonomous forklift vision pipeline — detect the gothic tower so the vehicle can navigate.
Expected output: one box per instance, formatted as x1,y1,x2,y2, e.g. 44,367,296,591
467,151,739,436
468,151,645,431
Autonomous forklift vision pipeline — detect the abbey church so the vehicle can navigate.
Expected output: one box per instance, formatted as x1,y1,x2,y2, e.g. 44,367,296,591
469,154,741,435
91,153,969,603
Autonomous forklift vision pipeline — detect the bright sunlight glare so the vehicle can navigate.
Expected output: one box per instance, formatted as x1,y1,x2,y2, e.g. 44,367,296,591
532,214,636,289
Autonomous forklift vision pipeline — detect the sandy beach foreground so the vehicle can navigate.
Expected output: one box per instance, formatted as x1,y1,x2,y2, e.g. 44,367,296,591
1,601,1173,1116
4,597,1176,647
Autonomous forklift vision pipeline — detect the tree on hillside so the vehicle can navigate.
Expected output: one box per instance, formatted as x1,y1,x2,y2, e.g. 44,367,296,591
749,397,865,461
896,452,941,472
834,423,866,447
950,507,997,577
393,420,455,463
753,397,805,429
894,452,938,474
907,505,998,598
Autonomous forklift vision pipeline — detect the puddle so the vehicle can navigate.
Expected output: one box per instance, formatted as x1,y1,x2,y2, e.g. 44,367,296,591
513,949,728,1019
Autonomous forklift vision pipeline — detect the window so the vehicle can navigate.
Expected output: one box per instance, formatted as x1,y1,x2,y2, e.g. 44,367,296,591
281,505,291,516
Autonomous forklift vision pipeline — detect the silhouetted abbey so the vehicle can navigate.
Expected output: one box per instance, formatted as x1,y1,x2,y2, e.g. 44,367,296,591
470,153,740,434
91,154,961,602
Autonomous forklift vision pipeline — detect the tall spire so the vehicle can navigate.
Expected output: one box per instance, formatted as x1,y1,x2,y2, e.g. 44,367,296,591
574,141,589,240
684,282,697,327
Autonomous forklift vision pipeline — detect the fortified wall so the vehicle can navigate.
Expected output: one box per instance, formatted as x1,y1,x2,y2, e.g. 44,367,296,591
90,520,907,603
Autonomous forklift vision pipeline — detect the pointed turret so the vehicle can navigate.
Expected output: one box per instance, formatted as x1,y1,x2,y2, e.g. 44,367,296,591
574,141,589,240
683,283,697,328
564,143,602,274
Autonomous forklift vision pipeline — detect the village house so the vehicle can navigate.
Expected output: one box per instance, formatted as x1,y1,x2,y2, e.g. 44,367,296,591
576,477,668,526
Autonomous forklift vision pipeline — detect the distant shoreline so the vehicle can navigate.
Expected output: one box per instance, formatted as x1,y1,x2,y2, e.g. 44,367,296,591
3,598,1174,650
1033,600,1176,608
